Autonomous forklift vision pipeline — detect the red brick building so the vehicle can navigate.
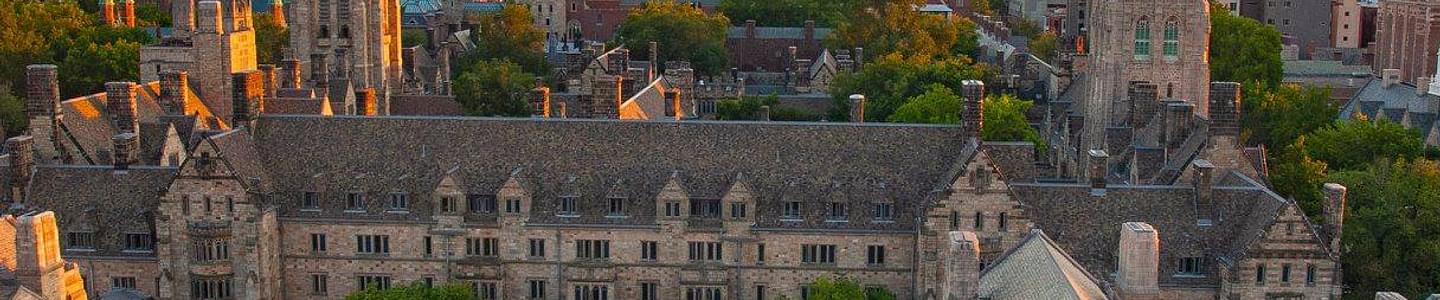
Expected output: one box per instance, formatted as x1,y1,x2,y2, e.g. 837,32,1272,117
1373,0,1440,83
571,0,720,42
726,20,831,72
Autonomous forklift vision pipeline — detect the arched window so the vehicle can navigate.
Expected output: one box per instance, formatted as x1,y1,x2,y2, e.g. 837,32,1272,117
1134,19,1151,60
1163,20,1180,59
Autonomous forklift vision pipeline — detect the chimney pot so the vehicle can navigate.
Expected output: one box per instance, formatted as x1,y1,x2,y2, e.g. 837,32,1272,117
111,132,139,170
849,94,866,123
1089,149,1109,189
758,105,771,121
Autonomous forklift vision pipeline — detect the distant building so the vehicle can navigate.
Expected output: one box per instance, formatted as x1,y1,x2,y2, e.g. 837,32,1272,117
288,0,406,113
1372,0,1440,84
1253,0,1334,59
1341,68,1440,146
726,20,831,72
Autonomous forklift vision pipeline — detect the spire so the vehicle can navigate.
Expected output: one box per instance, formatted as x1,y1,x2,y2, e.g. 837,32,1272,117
271,0,287,29
100,0,117,26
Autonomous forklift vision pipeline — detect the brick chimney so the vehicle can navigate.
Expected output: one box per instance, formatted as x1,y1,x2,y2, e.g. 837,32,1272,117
1380,69,1400,88
7,136,34,202
160,71,190,115
849,94,866,122
1193,159,1215,201
1322,183,1347,254
664,90,682,119
101,0,116,25
590,75,621,118
530,80,551,118
960,80,986,140
1128,81,1159,126
232,71,264,126
356,88,377,116
259,64,279,98
105,82,139,135
1117,222,1160,300
196,0,223,35
607,48,630,76
1089,149,1109,189
111,132,139,170
1208,82,1242,136
24,65,64,163
648,41,659,82
280,56,303,89
121,0,136,27
745,20,757,39
943,231,980,300
1162,102,1195,149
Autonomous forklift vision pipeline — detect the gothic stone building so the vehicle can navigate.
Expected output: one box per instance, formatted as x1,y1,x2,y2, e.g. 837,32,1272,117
287,0,405,111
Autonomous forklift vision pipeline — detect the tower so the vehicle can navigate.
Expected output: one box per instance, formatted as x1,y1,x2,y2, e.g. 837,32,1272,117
271,0,286,29
121,0,136,27
289,0,404,114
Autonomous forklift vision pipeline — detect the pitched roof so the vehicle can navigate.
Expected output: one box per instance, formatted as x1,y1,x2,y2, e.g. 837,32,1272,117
619,78,676,120
54,81,226,164
727,26,833,40
1341,78,1440,146
24,165,175,257
979,229,1109,300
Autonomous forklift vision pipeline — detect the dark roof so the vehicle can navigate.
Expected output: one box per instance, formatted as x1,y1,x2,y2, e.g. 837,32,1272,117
727,26,833,40
1341,79,1440,145
979,229,1109,300
25,165,175,257
54,82,225,165
391,95,463,116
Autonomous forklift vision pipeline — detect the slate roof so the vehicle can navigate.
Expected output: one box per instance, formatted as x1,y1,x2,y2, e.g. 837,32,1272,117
619,78,674,120
24,165,175,257
1340,78,1440,146
727,26,834,40
390,95,463,116
979,229,1109,300
1282,60,1372,78
54,81,226,164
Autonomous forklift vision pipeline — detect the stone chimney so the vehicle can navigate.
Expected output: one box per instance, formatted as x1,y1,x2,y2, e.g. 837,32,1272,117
804,20,816,40
758,105,771,121
1162,102,1195,149
259,64,279,98
943,231,980,300
745,20,757,38
7,136,34,202
1129,81,1159,126
608,48,631,76
664,90,682,119
960,80,986,140
849,94,866,122
333,49,351,80
196,0,223,35
24,65,64,163
648,41,660,82
1208,82,1242,136
1418,77,1431,96
310,53,330,90
280,56,303,89
356,88,377,116
105,82,139,135
121,0,136,27
1117,222,1161,300
1380,69,1400,88
530,80,551,118
1193,159,1215,201
1089,149,1109,189
590,75,621,118
111,133,138,170
1322,183,1347,254
232,71,264,126
160,71,190,115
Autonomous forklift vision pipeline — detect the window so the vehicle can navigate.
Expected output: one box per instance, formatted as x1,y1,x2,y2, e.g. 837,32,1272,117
559,196,578,215
183,195,191,215
423,277,435,287
641,241,658,261
528,280,547,299
998,212,1009,230
1255,264,1267,285
469,195,497,213
730,202,747,219
685,287,723,300
950,211,960,230
575,240,611,259
347,193,365,211
191,278,232,299
383,193,407,211
827,202,848,220
1286,223,1295,235
867,245,886,265
226,197,234,213
756,285,766,300
873,203,893,221
310,274,328,295
441,196,458,213
608,197,625,216
424,236,433,256
191,239,229,262
974,212,985,230
573,284,609,300
1281,264,1292,282
664,202,682,217
302,191,318,209
356,235,390,255
641,282,658,300
690,198,720,217
801,244,836,264
311,233,328,252
1305,265,1317,286
204,197,212,213
800,285,811,299
1163,22,1179,58
783,201,802,218
357,275,391,290
688,241,723,262
1282,19,1290,25
475,281,499,300
112,276,136,289
757,243,766,263
1134,20,1151,60
1179,257,1203,275
124,233,153,252
505,199,522,213
467,238,499,257
529,239,546,258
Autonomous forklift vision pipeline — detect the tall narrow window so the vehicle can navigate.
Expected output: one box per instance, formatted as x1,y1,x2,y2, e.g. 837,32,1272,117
1305,265,1317,286
783,201,802,219
974,212,985,230
559,196,577,215
608,197,625,216
1255,264,1267,285
1134,20,1151,60
1163,21,1179,59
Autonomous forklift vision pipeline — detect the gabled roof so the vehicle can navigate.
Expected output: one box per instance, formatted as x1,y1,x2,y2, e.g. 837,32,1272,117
24,165,175,257
54,81,226,164
979,229,1109,300
619,78,676,120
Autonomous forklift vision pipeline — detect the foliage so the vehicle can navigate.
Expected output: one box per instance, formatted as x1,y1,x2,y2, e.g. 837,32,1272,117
461,5,548,75
344,283,475,300
1305,119,1425,172
1009,18,1044,39
254,12,289,64
453,59,536,117
0,85,25,136
0,1,91,95
829,55,995,121
1241,83,1337,151
888,84,962,124
953,18,981,58
1329,158,1440,300
970,0,995,16
887,86,1046,148
135,3,172,27
57,39,142,97
715,95,819,121
717,0,859,27
827,0,970,61
615,1,731,76
801,276,897,300
1269,136,1330,216
1028,31,1058,63
1210,2,1282,89
403,28,429,48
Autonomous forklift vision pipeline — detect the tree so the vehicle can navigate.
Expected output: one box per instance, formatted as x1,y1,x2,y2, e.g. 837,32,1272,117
1210,2,1282,89
801,276,896,300
453,59,536,117
1329,158,1440,300
1028,31,1059,63
135,3,171,27
1241,83,1337,151
463,5,548,75
888,86,1046,148
0,85,26,136
345,283,474,300
717,0,859,27
1269,136,1330,217
1305,119,1426,172
829,55,996,121
615,1,731,76
888,84,962,124
403,28,429,48
715,95,820,121
254,12,289,64
57,39,142,97
827,0,967,61
0,1,92,95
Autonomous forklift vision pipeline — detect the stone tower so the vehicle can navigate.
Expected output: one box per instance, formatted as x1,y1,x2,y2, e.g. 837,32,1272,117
0,211,90,300
140,0,258,124
271,0,286,29
1077,0,1211,167
288,0,404,114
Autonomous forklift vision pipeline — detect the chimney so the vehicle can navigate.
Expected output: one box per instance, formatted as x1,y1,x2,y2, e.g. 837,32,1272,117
333,49,350,80
271,0,287,29
849,94,866,122
1193,159,1215,201
101,0,116,25
531,80,551,118
648,41,660,82
1089,149,1109,189
1128,81,1159,126
960,80,986,140
196,0,222,35
803,20,816,40
310,53,330,90
757,105,771,121
356,88,377,116
943,231,980,300
665,90,682,120
232,71,264,126
105,82,139,135
160,71,190,115
25,65,61,120
1117,222,1161,300
1208,82,1242,136
121,0,136,27
111,133,138,170
280,56,303,89
590,75,621,118
1380,69,1400,88
745,20,757,38
853,47,865,68
1322,183,1347,254
1418,77,1431,96
7,136,34,202
259,64,279,98
1162,102,1195,149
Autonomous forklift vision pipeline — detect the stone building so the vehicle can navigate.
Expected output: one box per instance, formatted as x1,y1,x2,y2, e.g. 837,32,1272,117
140,0,259,124
1335,0,1364,49
569,0,720,42
287,0,405,113
0,211,89,300
1340,68,1440,146
1246,0,1334,59
1372,0,1440,84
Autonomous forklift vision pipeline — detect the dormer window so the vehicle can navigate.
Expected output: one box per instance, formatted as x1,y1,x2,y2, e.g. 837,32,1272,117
664,202,681,217
729,202,747,219
440,196,458,213
125,233,154,252
873,203,893,221
388,193,409,211
66,231,96,251
690,198,720,218
346,193,365,212
505,198,522,213
301,192,319,209
469,194,497,213
607,198,625,216
783,201,802,219
558,196,578,216
827,202,848,221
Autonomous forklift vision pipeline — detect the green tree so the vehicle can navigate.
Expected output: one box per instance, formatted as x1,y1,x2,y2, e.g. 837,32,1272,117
827,0,967,60
829,55,995,121
802,276,896,300
615,1,731,76
1241,83,1337,151
463,5,548,75
345,282,475,300
717,0,859,27
57,39,142,97
888,84,962,124
453,59,535,117
1210,2,1282,88
1306,119,1426,172
715,95,820,121
0,1,92,95
1269,136,1330,216
1329,158,1440,300
0,85,26,136
403,28,429,48
1028,31,1059,63
135,3,172,27
254,12,290,64
888,87,1046,148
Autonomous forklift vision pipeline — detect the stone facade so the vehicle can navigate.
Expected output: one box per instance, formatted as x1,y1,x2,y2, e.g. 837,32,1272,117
0,211,89,300
140,0,259,124
288,0,405,113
